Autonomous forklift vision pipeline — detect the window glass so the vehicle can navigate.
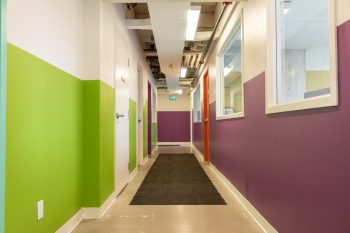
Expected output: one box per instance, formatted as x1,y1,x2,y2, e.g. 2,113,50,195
193,86,201,122
276,0,330,104
220,24,243,116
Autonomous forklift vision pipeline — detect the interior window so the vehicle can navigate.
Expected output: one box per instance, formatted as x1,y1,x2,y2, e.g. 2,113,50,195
276,0,330,104
219,22,243,117
193,86,201,123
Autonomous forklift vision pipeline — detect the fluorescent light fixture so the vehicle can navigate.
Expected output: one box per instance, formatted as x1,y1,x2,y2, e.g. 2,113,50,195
177,89,183,95
186,6,201,41
180,67,187,78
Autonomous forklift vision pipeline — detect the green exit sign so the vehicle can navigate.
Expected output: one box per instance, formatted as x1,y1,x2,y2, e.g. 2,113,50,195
169,95,177,101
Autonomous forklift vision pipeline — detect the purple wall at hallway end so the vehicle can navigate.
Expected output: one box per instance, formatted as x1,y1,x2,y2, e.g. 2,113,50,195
194,20,350,233
158,111,191,142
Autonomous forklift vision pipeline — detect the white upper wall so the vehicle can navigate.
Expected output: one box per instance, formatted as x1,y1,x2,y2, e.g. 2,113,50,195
7,0,85,79
157,93,191,112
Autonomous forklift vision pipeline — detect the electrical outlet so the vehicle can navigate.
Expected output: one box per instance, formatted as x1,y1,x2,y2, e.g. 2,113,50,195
37,200,44,220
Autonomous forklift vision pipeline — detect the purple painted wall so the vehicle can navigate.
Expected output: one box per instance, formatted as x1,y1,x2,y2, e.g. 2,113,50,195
148,82,152,155
193,20,350,233
158,111,191,142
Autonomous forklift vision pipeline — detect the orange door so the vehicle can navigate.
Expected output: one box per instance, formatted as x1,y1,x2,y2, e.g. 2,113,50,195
203,72,210,162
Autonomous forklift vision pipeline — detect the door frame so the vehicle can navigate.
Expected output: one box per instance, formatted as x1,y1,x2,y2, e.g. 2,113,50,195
0,0,7,231
136,65,143,165
203,71,210,162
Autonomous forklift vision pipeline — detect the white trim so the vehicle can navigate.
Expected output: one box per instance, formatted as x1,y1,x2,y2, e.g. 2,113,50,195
216,10,245,120
216,112,244,120
265,0,338,114
141,155,149,165
151,146,158,156
191,145,277,233
129,168,138,182
157,142,191,146
55,191,117,233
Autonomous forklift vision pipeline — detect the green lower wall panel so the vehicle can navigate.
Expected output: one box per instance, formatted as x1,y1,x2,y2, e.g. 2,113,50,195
143,101,148,158
152,122,157,151
6,44,84,233
99,82,115,203
129,99,137,172
6,44,116,233
83,81,100,207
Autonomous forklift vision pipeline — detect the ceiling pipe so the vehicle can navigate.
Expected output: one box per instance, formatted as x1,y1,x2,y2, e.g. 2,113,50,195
192,2,238,86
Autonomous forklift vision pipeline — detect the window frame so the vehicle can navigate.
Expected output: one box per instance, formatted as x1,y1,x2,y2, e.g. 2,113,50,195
193,84,202,123
266,0,338,114
216,11,245,121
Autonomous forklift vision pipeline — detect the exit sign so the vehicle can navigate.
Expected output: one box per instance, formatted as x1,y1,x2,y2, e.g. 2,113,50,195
169,95,177,101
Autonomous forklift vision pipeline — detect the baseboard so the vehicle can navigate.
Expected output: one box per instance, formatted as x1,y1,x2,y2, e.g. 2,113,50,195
55,191,117,233
129,168,138,182
55,209,84,233
191,145,277,233
157,142,191,146
151,146,158,156
142,155,149,165
192,145,204,161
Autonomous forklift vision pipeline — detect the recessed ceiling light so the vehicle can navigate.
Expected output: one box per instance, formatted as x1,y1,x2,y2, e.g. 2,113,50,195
186,6,201,41
283,8,290,15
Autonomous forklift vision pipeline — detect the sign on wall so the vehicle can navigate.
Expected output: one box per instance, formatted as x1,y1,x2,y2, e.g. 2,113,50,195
169,95,177,101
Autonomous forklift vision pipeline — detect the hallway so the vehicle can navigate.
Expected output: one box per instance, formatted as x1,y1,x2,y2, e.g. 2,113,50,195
72,146,263,233
1,0,350,233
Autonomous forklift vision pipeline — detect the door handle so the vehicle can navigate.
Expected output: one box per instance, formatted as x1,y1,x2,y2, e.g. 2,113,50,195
116,113,125,119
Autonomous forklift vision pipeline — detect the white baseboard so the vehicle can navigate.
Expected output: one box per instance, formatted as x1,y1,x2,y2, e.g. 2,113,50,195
191,145,278,233
157,142,191,146
129,168,138,182
55,191,117,233
151,146,158,156
141,155,149,165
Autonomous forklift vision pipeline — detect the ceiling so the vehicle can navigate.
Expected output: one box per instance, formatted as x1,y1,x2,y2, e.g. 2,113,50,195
282,0,329,50
125,2,221,93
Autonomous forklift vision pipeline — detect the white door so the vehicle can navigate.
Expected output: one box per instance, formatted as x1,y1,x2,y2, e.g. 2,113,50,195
137,68,143,165
114,27,130,196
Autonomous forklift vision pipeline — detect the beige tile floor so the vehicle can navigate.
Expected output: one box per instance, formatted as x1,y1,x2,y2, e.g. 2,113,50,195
72,146,263,233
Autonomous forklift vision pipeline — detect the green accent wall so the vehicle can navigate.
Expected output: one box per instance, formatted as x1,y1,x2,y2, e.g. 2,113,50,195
83,80,115,206
0,1,6,232
129,99,136,172
83,81,100,206
143,101,148,158
6,44,116,232
152,122,157,151
6,44,84,233
99,82,115,204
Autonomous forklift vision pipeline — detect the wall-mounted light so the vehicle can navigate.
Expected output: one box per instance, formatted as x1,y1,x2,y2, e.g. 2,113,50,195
177,89,183,95
180,67,187,78
186,6,201,41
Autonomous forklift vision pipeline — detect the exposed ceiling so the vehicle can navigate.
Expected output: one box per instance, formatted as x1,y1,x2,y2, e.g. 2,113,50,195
125,2,220,93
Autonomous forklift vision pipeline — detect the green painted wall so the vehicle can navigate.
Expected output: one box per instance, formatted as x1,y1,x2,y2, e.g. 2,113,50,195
152,122,157,151
129,99,136,172
99,82,115,203
6,44,84,233
5,45,116,233
83,80,115,206
0,1,6,232
143,101,148,158
83,81,100,207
